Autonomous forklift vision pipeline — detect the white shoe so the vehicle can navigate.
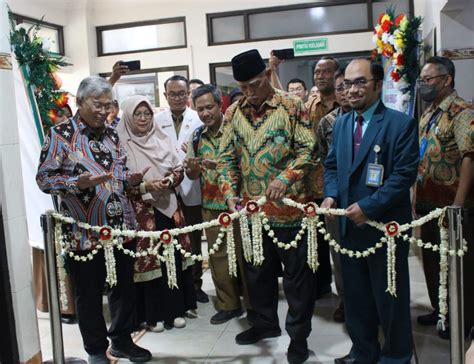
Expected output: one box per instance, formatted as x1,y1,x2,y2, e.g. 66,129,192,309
173,317,186,328
186,309,198,319
148,322,164,332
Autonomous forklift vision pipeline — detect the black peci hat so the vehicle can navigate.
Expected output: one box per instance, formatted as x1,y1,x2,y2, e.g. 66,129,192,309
231,49,266,82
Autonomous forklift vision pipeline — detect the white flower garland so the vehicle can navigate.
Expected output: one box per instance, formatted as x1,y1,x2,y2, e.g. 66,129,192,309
239,213,253,263
306,217,319,272
251,212,264,266
226,224,237,277
437,213,449,331
164,240,178,289
54,222,68,310
103,240,117,287
385,235,397,296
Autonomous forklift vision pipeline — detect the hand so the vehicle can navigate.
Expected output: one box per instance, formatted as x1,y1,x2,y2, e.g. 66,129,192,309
184,157,200,178
145,178,168,192
180,142,188,154
128,166,150,186
269,51,283,70
111,61,129,80
226,197,242,213
265,179,287,201
346,203,368,226
77,172,113,190
321,197,337,220
202,159,218,170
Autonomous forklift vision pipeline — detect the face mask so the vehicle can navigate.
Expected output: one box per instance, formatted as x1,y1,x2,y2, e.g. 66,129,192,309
419,83,439,102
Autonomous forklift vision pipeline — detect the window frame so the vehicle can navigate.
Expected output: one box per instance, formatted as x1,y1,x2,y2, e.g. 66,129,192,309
10,13,65,55
96,17,187,57
206,0,413,46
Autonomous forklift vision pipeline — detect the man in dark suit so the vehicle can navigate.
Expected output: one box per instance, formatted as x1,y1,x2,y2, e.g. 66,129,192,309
322,59,419,364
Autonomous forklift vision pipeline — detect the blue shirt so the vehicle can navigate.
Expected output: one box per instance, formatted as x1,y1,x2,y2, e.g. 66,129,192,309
353,99,381,137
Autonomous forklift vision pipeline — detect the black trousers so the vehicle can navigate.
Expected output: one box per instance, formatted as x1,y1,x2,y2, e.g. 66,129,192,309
66,242,136,355
181,203,204,290
314,198,332,293
245,226,317,340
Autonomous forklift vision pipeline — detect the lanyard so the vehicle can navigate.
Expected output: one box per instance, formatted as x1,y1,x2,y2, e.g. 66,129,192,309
420,108,442,160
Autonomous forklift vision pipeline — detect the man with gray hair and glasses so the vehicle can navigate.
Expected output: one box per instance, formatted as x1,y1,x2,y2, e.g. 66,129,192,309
37,76,152,364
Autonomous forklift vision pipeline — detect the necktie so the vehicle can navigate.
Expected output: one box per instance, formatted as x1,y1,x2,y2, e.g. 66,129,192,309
353,114,363,157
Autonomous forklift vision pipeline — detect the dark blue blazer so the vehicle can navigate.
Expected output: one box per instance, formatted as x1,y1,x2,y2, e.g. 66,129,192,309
324,101,419,244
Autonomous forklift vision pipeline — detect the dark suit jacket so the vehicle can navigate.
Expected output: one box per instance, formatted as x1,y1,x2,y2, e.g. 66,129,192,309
324,101,419,245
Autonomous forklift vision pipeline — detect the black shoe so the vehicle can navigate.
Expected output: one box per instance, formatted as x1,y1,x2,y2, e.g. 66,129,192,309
315,284,332,300
437,325,472,340
417,310,439,326
195,288,209,303
287,339,309,363
210,308,243,325
333,303,345,323
110,341,152,362
235,327,281,345
88,353,110,364
334,353,358,364
61,314,76,325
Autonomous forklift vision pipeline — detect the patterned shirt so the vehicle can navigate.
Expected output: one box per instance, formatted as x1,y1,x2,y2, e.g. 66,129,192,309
36,116,135,251
305,95,339,199
187,122,227,211
416,91,474,211
218,88,315,227
316,106,346,164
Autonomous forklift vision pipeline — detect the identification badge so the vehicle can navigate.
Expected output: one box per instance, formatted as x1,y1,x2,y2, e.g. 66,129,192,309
366,145,384,187
366,163,384,187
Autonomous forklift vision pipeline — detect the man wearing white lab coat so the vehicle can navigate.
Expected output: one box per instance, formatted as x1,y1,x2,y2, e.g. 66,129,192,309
154,75,208,303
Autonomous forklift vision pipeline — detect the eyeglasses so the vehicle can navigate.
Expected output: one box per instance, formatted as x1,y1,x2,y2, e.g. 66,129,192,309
167,91,188,100
86,101,113,112
133,112,153,119
416,74,448,85
335,84,346,93
289,87,305,93
342,78,377,90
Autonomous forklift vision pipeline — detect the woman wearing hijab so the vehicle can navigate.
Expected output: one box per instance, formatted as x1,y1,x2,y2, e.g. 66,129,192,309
117,95,196,332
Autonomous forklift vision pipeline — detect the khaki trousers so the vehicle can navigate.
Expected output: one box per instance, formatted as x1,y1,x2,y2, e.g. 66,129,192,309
202,209,251,311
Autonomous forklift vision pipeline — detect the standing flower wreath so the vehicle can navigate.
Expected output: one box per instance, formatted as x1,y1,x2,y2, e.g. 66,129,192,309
372,7,422,112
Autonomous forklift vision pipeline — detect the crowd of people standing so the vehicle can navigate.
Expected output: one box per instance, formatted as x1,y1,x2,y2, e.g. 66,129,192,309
34,48,473,364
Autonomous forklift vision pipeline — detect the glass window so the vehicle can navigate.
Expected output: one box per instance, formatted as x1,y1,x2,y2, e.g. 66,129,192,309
99,19,186,55
372,0,410,25
248,3,368,39
211,15,245,43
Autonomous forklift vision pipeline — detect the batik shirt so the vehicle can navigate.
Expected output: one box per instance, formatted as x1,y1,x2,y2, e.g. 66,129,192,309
36,115,135,251
416,91,474,211
316,106,346,165
186,123,227,211
305,95,339,199
218,88,315,227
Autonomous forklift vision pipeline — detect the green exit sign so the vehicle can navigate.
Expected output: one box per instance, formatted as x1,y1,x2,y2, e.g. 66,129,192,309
293,38,328,54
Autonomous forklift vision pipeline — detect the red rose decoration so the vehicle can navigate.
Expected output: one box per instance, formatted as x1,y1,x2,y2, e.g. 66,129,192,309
304,202,318,217
386,222,399,237
396,54,405,66
99,226,112,241
390,70,401,82
218,212,232,227
160,230,172,245
378,13,385,25
381,19,392,33
245,201,259,214
395,14,405,27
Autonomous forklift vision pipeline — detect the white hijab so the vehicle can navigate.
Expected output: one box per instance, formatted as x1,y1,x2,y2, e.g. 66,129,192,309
117,95,181,218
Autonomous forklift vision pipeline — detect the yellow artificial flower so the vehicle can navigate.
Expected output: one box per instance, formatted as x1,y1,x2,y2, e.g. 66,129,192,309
400,17,409,31
381,14,391,23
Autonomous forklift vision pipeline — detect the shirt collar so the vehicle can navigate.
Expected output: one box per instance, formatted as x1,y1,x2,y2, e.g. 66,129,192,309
354,99,380,123
438,90,458,113
202,116,224,137
240,88,278,110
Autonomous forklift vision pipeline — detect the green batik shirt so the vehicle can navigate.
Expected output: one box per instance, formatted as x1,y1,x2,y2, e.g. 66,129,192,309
187,122,227,211
217,88,316,227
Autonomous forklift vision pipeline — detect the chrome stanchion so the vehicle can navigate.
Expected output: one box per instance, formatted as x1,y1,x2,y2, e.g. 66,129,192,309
41,212,86,364
447,206,464,364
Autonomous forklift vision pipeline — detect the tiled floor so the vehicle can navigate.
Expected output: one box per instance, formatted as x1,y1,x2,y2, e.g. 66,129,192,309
37,251,456,363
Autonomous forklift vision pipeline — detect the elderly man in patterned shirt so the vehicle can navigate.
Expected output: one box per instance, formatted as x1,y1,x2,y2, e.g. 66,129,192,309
218,49,316,364
37,76,152,364
415,56,474,339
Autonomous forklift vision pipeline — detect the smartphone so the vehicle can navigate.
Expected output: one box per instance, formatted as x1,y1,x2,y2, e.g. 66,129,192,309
273,48,295,60
119,60,141,71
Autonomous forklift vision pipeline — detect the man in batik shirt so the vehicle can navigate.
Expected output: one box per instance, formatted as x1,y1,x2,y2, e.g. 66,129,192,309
218,49,316,364
185,84,251,326
37,76,151,364
415,56,474,339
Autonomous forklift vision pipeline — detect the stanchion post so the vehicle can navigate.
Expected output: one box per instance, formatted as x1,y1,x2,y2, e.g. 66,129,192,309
41,212,65,364
447,206,464,364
